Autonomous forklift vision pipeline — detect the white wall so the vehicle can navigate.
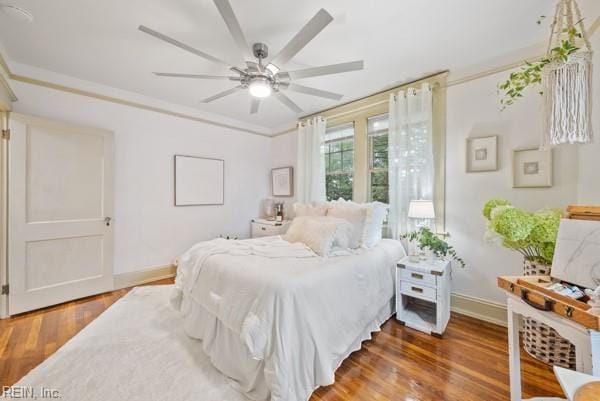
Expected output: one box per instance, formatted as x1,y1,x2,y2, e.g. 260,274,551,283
270,132,297,216
577,38,600,203
271,51,599,307
445,72,580,304
11,80,271,274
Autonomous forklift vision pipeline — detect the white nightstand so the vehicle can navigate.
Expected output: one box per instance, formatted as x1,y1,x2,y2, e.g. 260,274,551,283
396,256,451,337
251,219,291,238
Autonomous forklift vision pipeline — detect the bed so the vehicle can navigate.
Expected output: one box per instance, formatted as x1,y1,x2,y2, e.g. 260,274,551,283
172,235,405,401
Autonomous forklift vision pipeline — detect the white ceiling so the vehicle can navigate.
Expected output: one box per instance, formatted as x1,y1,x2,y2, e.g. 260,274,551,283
0,0,598,133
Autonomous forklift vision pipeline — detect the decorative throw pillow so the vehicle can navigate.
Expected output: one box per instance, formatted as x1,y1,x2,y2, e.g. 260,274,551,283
292,216,353,249
326,204,368,249
327,199,389,248
282,217,338,256
293,202,329,217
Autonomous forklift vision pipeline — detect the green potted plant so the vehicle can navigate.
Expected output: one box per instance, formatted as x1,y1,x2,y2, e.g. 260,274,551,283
482,199,562,269
482,199,574,368
401,228,465,268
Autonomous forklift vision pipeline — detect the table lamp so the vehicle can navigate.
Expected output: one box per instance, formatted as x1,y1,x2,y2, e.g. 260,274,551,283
408,200,435,230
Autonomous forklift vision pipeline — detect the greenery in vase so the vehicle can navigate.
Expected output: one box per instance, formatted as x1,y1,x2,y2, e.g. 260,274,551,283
498,17,583,109
401,228,465,268
483,199,563,265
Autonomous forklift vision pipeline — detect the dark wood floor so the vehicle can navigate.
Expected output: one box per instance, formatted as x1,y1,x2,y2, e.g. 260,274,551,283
0,279,563,401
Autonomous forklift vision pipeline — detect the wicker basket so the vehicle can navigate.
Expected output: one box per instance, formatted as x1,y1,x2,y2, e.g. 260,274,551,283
522,259,576,369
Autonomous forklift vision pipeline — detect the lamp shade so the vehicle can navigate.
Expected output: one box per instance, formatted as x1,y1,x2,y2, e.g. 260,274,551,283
408,200,435,219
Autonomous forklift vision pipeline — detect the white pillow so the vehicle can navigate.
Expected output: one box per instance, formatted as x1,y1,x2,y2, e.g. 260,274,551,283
282,217,338,256
295,216,353,249
293,202,329,217
362,201,389,248
326,204,368,249
327,199,389,248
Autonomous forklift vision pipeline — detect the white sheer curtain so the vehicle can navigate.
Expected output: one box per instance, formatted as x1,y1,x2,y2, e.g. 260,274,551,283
296,117,327,203
388,83,434,238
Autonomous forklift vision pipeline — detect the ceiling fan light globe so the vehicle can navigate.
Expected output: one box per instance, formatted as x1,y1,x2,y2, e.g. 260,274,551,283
249,79,272,98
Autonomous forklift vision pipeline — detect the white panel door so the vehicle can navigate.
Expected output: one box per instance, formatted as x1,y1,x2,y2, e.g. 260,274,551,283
8,113,114,315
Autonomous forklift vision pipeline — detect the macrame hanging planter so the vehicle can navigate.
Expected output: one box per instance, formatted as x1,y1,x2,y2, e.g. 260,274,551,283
541,0,593,149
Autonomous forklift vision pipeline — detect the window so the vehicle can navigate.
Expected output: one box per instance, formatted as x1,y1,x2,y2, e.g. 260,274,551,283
367,114,389,203
323,122,354,201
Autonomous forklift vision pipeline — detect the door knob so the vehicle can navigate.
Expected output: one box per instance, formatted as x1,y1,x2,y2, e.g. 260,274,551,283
104,217,112,227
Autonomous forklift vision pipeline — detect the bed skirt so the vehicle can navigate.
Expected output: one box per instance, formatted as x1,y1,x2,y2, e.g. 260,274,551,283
177,293,395,401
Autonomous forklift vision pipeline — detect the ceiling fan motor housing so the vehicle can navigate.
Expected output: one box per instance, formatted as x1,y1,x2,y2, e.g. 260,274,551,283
252,43,269,60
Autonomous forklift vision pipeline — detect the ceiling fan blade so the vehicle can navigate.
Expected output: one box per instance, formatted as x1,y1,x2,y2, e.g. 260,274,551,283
266,9,333,72
202,85,244,103
279,61,364,80
153,72,240,80
213,0,253,65
139,25,231,68
274,91,303,113
250,98,260,114
282,83,343,101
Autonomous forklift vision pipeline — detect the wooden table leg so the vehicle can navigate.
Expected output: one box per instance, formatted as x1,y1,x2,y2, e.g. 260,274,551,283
507,301,522,401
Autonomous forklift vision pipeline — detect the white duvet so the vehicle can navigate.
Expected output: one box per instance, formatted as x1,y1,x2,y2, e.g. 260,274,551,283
173,237,405,401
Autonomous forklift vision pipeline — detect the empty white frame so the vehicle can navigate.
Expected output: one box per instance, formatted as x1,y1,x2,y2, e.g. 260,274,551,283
466,136,498,172
174,155,224,206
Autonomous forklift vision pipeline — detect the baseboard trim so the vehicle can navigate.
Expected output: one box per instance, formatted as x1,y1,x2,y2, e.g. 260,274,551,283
451,292,507,327
113,264,176,290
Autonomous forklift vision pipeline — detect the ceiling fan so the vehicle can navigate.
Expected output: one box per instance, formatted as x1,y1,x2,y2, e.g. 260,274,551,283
139,0,363,114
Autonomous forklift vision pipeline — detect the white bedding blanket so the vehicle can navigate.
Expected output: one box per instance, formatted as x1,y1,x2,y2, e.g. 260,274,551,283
173,237,405,401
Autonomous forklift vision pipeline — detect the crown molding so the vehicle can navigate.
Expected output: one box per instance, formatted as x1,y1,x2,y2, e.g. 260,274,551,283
1,53,276,137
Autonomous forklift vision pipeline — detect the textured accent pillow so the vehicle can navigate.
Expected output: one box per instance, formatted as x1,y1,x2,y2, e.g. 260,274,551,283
327,199,389,248
326,204,368,249
282,217,338,256
293,202,329,217
293,216,353,249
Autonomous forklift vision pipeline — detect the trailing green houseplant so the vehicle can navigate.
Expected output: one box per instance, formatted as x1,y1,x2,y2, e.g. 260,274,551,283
401,228,465,268
498,19,583,109
482,198,562,265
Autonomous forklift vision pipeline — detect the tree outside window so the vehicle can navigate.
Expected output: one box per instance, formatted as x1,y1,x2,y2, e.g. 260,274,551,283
323,123,354,201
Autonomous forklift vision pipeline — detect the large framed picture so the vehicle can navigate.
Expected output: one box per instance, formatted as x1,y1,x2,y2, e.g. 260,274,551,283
466,136,498,172
271,167,293,197
512,148,552,188
174,155,224,206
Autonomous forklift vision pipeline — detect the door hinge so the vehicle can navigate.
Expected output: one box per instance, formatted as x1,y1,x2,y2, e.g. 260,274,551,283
1,129,9,140
1,284,8,295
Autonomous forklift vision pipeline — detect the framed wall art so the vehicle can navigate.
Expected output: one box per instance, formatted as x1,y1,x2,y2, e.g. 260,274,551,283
512,148,552,188
174,155,224,206
466,136,498,172
271,167,293,197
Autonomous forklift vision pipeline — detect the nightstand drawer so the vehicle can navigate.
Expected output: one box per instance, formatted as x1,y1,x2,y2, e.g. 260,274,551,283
400,281,436,302
251,221,290,238
400,269,437,287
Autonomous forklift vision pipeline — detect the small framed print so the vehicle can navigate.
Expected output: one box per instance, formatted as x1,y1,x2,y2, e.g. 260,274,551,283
512,148,552,188
271,167,293,197
466,136,498,172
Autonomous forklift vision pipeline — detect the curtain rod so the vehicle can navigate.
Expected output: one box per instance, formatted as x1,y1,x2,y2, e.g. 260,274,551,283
299,70,448,121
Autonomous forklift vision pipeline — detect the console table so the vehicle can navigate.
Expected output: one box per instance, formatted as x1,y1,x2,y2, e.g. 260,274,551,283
506,294,600,401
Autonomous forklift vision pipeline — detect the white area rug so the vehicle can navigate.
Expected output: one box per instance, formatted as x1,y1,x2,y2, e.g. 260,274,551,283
13,285,251,401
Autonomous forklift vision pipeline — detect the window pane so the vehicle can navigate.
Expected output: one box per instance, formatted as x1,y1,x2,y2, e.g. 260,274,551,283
342,150,354,172
341,139,354,151
329,152,342,172
329,141,341,153
370,172,389,203
326,174,353,201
